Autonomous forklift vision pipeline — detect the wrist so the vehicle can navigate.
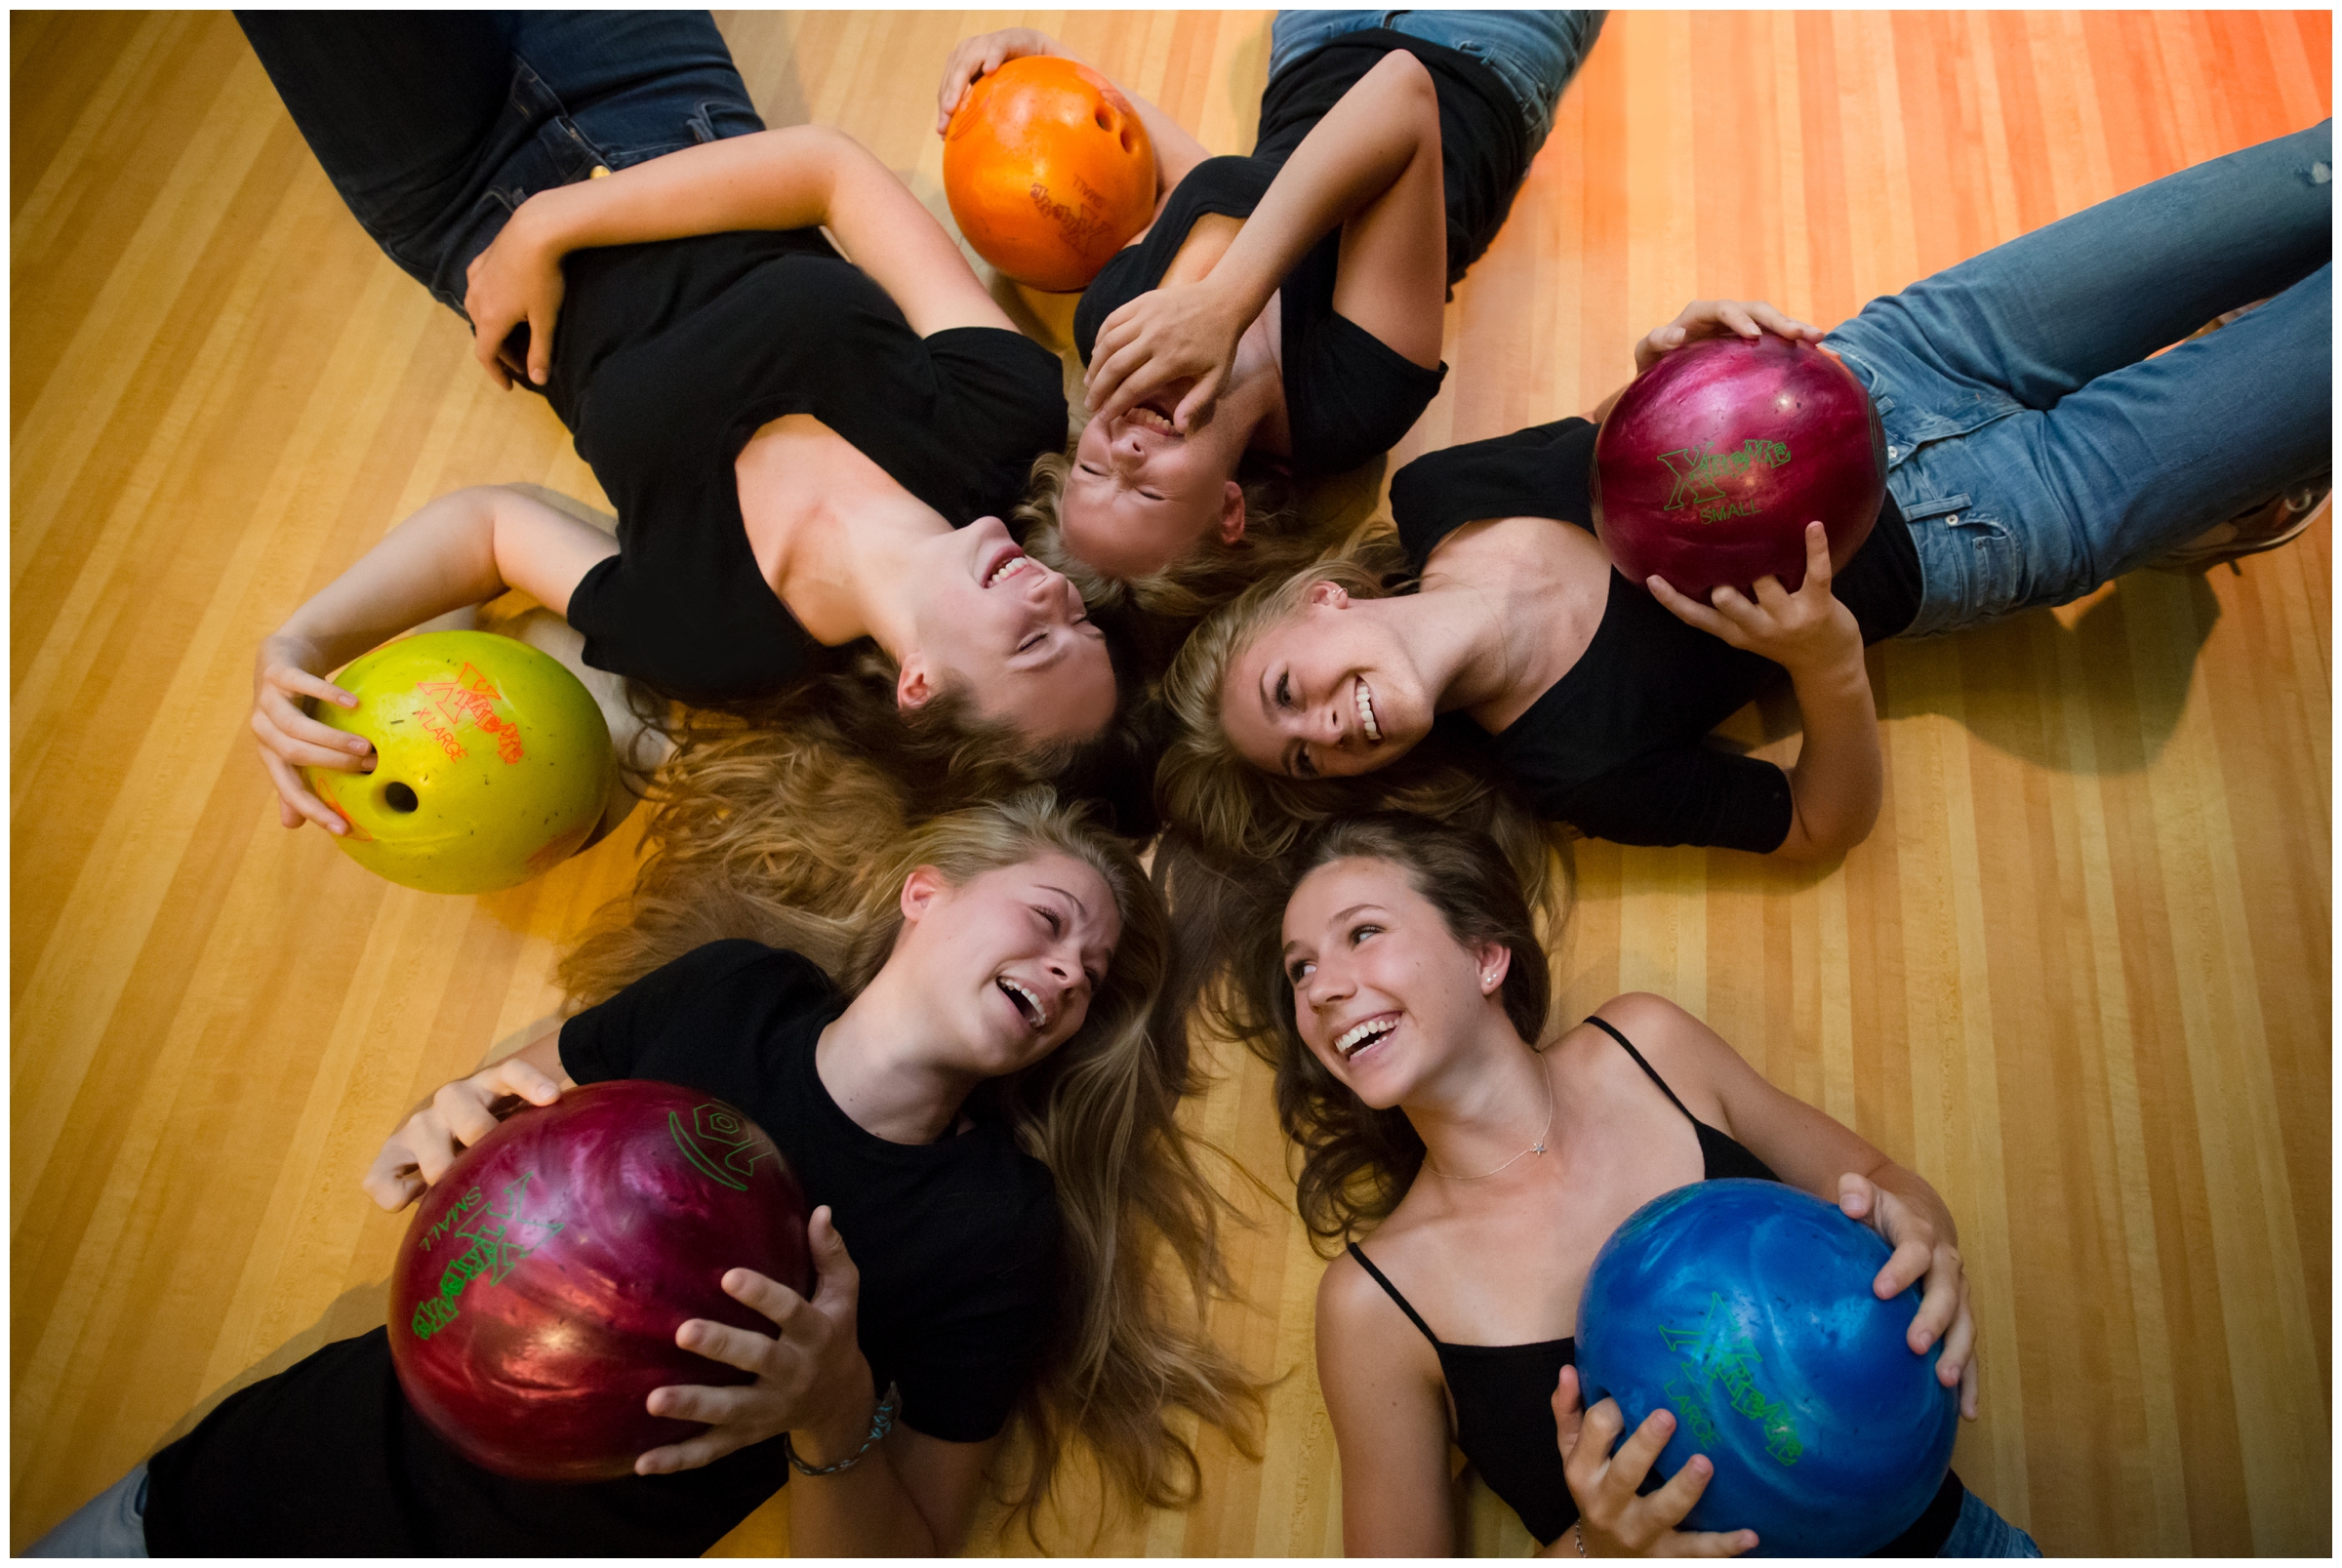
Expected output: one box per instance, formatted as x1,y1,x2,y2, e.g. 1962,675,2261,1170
788,1358,879,1467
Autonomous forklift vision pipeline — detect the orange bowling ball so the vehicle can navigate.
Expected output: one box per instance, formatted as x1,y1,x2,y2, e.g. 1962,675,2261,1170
944,56,1155,293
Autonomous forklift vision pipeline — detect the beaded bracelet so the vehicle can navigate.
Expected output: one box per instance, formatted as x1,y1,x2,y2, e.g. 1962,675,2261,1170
783,1383,903,1477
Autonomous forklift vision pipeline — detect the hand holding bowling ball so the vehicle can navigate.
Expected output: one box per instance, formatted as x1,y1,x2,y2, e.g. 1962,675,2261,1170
1834,1171,1979,1415
1553,1363,1758,1557
943,54,1155,292
636,1207,875,1476
364,1053,567,1210
935,27,1063,135
1644,520,1864,681
1572,1180,1962,1556
1594,314,1885,603
253,630,374,834
1631,298,1824,376
383,1078,814,1482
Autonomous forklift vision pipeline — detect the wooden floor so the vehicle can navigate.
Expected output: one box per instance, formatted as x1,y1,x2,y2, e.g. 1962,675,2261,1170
11,10,2330,1556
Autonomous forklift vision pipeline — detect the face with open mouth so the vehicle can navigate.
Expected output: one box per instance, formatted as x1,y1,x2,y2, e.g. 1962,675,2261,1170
1058,389,1252,579
900,516,1116,744
1280,856,1511,1106
1223,582,1430,781
893,850,1121,1079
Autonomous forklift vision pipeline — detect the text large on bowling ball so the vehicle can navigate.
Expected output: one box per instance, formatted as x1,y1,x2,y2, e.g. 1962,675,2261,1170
387,1080,812,1483
945,55,1155,293
1592,334,1885,603
305,629,613,897
1574,1180,1958,1557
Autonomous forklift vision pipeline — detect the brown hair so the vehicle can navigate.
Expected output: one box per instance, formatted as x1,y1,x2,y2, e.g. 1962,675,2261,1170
561,786,1261,1527
1174,811,1556,1253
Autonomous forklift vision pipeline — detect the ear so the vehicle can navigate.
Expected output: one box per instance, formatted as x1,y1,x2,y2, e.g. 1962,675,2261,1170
1304,579,1351,611
1218,480,1248,545
900,864,948,923
895,653,935,712
1471,942,1513,996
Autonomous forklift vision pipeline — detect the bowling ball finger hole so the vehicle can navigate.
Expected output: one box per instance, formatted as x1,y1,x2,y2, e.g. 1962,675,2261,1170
1093,107,1111,131
382,782,420,814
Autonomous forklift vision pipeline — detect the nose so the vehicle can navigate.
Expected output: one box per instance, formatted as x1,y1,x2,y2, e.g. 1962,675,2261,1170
1304,956,1354,1013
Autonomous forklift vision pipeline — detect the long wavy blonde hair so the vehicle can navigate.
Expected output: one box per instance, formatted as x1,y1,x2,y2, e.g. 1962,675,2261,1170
561,778,1261,1533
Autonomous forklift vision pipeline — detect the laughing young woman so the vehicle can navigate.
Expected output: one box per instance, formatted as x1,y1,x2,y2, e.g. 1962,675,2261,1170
240,13,1123,844
29,792,1260,1555
939,13,1604,623
1215,811,2037,1556
1162,121,2331,863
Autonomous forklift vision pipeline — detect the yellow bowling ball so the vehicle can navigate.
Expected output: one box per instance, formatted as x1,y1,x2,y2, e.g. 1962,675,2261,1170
304,630,613,895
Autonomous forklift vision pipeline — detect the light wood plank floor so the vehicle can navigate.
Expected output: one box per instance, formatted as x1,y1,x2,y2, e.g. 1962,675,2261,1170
12,10,2330,1555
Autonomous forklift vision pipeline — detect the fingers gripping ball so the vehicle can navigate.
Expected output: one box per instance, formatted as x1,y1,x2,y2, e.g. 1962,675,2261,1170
944,56,1155,293
303,630,613,895
387,1080,813,1483
1574,1180,1958,1556
1593,335,1885,602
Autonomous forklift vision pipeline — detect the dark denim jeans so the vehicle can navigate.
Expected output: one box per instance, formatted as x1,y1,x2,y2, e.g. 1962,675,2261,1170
1934,1486,2044,1557
1826,120,2332,635
235,12,763,318
1267,10,1605,161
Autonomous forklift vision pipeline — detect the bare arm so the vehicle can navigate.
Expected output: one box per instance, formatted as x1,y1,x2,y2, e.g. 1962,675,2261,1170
934,28,1209,224
1084,48,1450,429
252,487,620,833
466,125,1007,385
1591,993,1979,1417
1316,1252,1460,1554
786,1422,997,1554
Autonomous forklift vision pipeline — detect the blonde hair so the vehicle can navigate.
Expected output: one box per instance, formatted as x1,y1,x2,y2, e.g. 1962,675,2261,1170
1017,446,1320,631
1155,530,1559,904
561,782,1262,1532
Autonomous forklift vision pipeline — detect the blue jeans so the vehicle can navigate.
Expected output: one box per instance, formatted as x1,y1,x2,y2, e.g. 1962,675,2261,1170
25,1463,148,1556
1935,1486,2043,1557
1269,10,1605,159
1825,120,2331,637
234,12,763,319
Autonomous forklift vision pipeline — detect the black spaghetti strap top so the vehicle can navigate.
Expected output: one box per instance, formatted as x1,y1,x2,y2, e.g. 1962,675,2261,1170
1347,1016,1963,1554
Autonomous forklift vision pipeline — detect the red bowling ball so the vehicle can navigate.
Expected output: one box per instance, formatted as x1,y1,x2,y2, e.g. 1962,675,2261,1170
386,1080,811,1483
1592,334,1886,602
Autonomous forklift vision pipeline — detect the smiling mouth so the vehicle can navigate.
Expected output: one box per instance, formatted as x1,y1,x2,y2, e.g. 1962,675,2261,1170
1335,1016,1397,1058
1354,677,1383,744
986,552,1036,589
998,976,1049,1031
1121,395,1180,437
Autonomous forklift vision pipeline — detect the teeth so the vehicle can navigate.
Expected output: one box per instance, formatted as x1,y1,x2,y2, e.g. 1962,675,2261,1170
1125,405,1176,435
987,554,1032,588
1355,679,1382,743
998,977,1048,1029
1335,1018,1396,1056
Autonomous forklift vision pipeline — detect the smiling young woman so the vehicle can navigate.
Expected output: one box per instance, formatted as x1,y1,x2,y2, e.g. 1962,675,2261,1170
1163,120,2331,865
235,13,1130,848
1199,811,2038,1558
28,792,1262,1556
942,13,1605,627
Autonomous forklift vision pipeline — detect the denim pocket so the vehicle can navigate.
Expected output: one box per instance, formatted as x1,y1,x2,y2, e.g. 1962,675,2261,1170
1903,491,2029,629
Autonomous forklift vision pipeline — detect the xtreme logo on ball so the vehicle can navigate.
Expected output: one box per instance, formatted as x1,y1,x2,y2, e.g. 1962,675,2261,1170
409,1170,565,1342
1657,439,1795,523
1657,1292,1804,1466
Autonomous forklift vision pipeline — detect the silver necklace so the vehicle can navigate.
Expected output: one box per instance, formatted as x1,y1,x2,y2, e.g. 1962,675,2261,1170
1427,1056,1555,1182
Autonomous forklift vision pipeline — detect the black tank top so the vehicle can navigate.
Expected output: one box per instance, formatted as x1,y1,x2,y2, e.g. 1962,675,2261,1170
1347,1016,1963,1553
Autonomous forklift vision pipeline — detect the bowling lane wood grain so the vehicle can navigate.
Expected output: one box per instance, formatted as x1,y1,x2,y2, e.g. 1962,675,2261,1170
10,10,2328,1557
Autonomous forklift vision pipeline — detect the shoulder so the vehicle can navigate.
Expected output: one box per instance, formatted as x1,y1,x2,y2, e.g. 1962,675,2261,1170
1576,993,1743,1108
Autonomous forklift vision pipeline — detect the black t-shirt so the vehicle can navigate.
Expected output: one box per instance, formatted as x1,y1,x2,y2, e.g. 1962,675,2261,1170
1390,418,1920,853
141,942,1060,1556
539,229,1067,704
1072,30,1530,478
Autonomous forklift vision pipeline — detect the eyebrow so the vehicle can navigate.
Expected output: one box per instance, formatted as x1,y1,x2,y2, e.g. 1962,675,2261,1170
1282,902,1390,956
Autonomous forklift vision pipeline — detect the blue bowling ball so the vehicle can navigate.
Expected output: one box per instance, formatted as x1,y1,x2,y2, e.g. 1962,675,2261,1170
1575,1179,1958,1556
